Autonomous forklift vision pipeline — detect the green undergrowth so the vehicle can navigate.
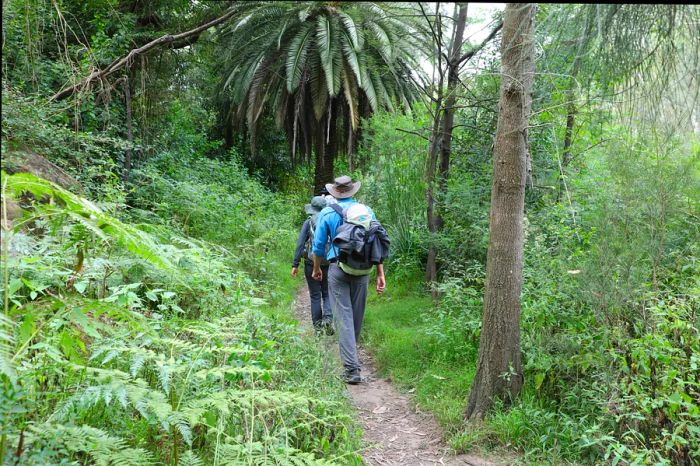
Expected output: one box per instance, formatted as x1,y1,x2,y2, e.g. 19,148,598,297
363,254,699,465
363,279,477,432
362,273,570,465
0,165,361,464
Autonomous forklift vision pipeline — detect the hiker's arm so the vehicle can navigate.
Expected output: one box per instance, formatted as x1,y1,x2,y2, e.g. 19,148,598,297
291,220,309,276
312,212,329,258
376,263,386,294
312,255,323,281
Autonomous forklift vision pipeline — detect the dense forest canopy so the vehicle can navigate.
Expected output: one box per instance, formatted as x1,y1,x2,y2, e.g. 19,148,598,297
1,1,699,465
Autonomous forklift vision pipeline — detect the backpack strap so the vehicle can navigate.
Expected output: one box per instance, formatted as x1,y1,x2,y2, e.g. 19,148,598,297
330,203,344,220
328,203,345,259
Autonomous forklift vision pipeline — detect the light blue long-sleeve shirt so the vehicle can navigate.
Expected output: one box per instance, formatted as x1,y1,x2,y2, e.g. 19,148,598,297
312,198,375,261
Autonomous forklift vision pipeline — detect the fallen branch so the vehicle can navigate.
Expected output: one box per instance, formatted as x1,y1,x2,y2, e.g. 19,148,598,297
50,6,238,102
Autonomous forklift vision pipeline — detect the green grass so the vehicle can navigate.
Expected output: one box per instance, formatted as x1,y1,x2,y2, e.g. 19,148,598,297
361,274,480,438
360,272,581,464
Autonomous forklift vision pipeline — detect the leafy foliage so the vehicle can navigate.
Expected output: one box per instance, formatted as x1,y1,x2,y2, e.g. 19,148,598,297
215,1,425,186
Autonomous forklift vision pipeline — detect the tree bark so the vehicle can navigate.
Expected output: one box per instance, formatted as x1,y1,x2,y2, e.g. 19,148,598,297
465,3,536,420
424,4,448,288
425,99,443,286
430,3,469,292
313,103,335,193
557,102,576,201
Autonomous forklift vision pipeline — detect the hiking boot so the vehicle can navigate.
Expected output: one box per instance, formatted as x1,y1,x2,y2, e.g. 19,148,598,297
313,322,324,337
322,319,335,336
342,369,362,385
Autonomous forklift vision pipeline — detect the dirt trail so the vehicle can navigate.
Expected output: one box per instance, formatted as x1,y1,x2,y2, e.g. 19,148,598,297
292,287,509,466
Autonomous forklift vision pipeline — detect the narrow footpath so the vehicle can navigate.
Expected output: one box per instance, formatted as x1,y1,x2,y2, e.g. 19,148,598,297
292,287,507,466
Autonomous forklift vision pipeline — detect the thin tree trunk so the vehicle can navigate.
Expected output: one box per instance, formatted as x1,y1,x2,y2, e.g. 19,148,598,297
313,109,335,193
558,102,576,201
424,4,446,287
465,3,536,420
122,75,133,184
426,3,468,291
425,97,443,285
558,12,592,202
436,3,469,281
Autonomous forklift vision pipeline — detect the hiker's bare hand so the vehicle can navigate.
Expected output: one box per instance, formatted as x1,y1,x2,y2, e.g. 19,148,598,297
312,267,323,281
376,275,386,294
291,267,298,277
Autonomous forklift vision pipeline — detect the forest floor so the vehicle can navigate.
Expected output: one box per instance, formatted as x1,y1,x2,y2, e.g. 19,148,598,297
292,286,510,466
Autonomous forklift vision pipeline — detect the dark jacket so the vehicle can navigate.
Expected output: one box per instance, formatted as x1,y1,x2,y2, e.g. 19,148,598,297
292,219,311,268
293,218,330,267
332,220,390,269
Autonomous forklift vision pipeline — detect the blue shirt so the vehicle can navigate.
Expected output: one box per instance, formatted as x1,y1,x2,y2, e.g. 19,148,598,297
312,198,375,261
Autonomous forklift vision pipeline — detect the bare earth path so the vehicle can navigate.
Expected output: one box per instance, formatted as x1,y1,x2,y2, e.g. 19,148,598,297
292,287,509,466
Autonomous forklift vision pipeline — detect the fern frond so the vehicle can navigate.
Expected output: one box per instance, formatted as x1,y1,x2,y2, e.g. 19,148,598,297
25,423,154,466
4,172,174,271
0,312,16,382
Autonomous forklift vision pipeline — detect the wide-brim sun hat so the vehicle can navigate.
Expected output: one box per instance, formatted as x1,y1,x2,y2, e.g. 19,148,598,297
304,195,327,214
325,175,361,199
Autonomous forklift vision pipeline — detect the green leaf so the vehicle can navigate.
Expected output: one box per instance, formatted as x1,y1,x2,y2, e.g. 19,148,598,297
286,22,314,92
317,14,342,96
74,281,88,294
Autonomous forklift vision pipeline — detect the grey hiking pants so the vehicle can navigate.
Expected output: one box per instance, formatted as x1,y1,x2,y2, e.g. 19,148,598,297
328,263,369,372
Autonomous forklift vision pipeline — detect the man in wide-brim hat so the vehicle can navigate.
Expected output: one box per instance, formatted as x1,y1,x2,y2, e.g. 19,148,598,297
324,175,361,199
311,176,386,385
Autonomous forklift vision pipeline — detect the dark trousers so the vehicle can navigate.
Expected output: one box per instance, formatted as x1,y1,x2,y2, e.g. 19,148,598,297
303,261,332,325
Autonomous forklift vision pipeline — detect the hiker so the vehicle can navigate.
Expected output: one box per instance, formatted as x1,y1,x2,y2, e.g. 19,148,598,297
292,195,334,335
312,176,389,384
318,186,337,206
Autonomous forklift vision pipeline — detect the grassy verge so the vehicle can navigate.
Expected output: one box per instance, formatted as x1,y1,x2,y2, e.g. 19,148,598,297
364,286,476,430
361,272,520,459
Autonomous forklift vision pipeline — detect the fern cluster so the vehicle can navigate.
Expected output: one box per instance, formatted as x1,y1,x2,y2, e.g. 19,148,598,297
1,173,361,465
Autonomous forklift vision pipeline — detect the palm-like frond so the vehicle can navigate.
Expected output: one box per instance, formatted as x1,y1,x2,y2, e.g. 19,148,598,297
216,1,427,176
342,63,360,130
317,14,342,96
286,22,314,92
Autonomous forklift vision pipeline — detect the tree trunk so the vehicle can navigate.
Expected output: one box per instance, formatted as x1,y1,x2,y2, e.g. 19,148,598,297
557,12,592,202
426,3,468,292
425,98,443,285
313,104,335,193
465,3,536,420
557,102,576,201
122,75,133,184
